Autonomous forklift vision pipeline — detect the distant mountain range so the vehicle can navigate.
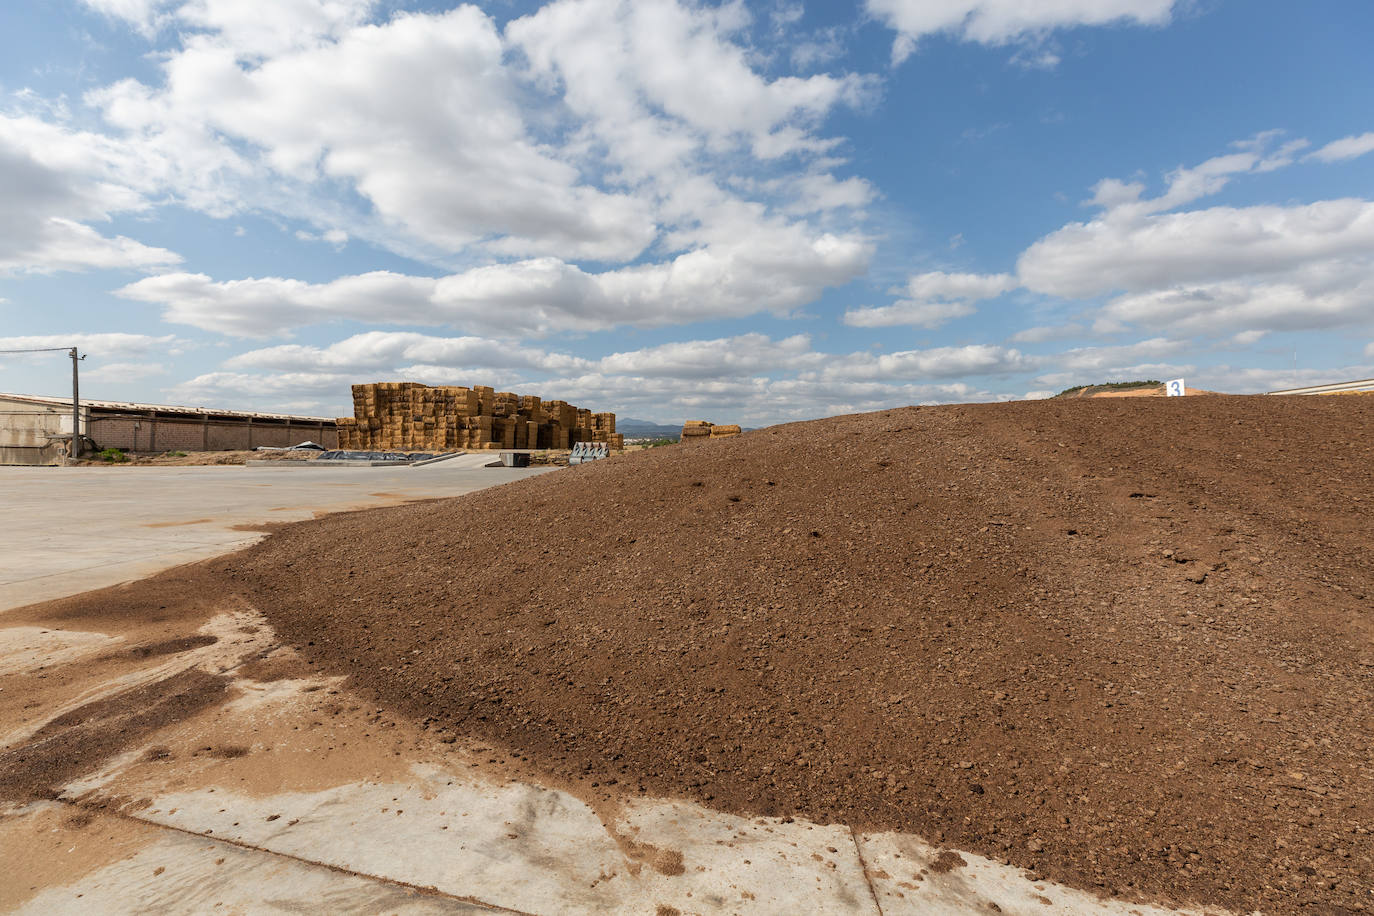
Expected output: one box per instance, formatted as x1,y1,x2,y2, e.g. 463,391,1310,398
616,418,684,440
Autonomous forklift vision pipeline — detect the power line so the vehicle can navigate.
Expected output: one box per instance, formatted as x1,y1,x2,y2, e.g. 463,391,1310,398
0,345,86,459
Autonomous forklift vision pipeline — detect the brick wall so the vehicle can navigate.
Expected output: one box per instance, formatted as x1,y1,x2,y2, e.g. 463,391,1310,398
89,413,337,452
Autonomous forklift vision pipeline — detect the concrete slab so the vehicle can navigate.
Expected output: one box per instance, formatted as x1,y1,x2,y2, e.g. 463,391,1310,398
2,802,497,915
0,463,553,611
854,831,1197,916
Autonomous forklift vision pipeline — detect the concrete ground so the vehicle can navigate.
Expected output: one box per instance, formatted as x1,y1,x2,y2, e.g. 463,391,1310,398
0,455,546,610
0,463,1214,915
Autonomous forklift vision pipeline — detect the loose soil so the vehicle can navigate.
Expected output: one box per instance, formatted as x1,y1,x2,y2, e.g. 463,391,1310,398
0,668,229,802
19,395,1374,913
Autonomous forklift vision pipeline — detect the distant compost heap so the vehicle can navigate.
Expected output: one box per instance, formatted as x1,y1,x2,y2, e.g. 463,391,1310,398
336,382,622,451
221,396,1374,914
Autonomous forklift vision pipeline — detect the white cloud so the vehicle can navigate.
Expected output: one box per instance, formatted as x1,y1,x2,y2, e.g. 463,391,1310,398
176,0,375,57
1251,139,1309,173
822,344,1033,380
0,118,182,274
85,361,170,381
1084,140,1297,221
225,331,590,374
0,333,184,360
1007,135,1374,345
791,27,847,71
166,326,1283,424
79,0,876,267
1307,132,1374,164
1019,199,1374,299
77,0,174,36
778,173,876,215
189,335,1037,424
51,0,875,338
118,225,871,337
508,0,875,165
1098,270,1374,337
1009,323,1085,343
597,333,822,378
533,372,989,425
30,7,1374,421
228,330,820,381
904,270,1017,301
866,0,1177,63
843,270,1015,328
295,227,348,247
90,5,659,262
176,334,1012,425
168,370,353,410
1053,337,1189,371
1191,363,1374,395
844,300,976,328
1009,45,1061,70
1,218,180,275
1228,329,1268,347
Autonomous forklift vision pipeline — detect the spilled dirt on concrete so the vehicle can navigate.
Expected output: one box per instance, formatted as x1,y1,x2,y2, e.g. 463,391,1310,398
0,575,232,760
0,668,229,803
0,803,163,908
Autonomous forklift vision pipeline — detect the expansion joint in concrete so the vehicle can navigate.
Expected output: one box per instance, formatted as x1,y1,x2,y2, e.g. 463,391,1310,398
849,825,884,916
57,797,536,916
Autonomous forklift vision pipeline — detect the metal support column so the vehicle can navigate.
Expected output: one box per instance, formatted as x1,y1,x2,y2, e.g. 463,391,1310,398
70,347,82,460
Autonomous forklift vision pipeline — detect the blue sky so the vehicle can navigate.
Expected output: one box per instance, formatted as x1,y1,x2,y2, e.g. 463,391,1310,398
1,0,1372,424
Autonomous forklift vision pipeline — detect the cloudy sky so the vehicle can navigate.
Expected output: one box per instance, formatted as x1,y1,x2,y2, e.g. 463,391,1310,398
2,0,1372,424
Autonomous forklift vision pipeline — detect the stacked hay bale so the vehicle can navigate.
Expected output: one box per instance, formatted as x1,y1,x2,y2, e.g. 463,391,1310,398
336,382,621,451
591,412,617,446
679,420,742,443
680,420,714,443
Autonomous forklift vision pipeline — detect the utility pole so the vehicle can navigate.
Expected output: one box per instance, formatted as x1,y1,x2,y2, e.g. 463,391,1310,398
70,346,82,460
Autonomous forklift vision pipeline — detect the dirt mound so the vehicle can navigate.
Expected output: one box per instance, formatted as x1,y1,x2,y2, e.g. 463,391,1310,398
216,396,1374,913
1056,384,1220,398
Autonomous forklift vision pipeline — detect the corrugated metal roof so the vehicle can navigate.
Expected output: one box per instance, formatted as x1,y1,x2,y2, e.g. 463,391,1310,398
0,392,336,423
1267,377,1374,395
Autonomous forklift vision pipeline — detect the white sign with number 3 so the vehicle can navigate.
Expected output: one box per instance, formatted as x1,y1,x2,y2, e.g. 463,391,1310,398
1166,378,1186,397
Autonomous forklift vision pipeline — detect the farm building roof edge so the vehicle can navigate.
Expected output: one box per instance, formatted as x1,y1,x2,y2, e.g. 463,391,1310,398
0,391,335,423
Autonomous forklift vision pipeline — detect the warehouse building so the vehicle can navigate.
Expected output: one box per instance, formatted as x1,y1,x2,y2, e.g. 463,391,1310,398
0,392,338,465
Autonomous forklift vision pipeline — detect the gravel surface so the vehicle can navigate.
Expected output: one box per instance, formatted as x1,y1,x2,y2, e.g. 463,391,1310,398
212,396,1372,913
